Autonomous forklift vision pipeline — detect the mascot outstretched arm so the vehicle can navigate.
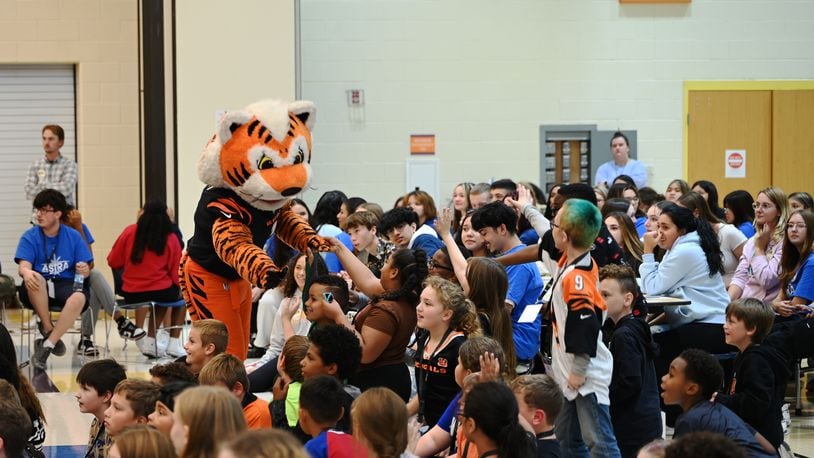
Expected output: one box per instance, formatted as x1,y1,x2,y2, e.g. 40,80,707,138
180,99,330,360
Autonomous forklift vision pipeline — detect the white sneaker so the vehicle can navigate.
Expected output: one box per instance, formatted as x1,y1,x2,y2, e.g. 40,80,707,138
157,329,170,355
136,336,159,358
166,337,185,358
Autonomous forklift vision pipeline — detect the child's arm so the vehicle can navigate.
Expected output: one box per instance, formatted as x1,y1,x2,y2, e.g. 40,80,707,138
609,333,644,404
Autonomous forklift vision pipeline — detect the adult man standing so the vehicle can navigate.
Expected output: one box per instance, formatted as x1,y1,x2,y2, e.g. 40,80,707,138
25,125,77,209
16,189,92,370
594,132,647,189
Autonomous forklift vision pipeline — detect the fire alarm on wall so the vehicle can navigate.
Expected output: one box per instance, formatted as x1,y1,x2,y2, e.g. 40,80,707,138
346,89,364,107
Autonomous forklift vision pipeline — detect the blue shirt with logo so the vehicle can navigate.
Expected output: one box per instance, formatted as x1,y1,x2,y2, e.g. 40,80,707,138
15,225,93,281
504,244,544,361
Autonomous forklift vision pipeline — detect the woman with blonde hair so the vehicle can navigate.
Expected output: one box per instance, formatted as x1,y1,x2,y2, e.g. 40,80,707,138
409,276,480,428
450,182,473,234
729,187,789,304
353,387,411,458
170,386,247,458
109,425,177,458
218,429,308,458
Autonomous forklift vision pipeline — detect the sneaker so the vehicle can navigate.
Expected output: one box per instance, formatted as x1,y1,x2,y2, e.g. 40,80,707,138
166,338,185,358
117,318,147,341
41,331,66,357
157,329,170,355
137,336,160,358
76,338,99,356
31,341,53,370
247,345,266,359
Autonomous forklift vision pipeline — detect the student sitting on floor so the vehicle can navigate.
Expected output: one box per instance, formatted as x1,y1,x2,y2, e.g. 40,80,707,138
661,349,775,457
183,319,228,377
301,376,367,458
147,381,196,439
300,324,363,434
199,353,271,429
715,298,789,451
103,379,160,440
271,336,310,440
75,359,127,458
511,374,564,458
148,361,196,386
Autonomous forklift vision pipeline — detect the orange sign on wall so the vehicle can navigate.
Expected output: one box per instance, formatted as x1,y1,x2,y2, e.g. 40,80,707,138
410,134,435,155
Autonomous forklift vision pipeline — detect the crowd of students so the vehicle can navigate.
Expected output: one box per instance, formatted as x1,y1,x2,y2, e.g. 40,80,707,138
5,137,814,456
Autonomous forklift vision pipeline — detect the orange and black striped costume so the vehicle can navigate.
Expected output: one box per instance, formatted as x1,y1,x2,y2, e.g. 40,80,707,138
181,99,329,360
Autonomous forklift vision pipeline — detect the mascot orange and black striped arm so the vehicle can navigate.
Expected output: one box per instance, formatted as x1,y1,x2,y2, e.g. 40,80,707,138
180,99,330,360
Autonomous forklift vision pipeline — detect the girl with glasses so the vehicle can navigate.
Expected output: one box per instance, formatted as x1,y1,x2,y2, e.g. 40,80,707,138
729,187,790,305
773,210,814,318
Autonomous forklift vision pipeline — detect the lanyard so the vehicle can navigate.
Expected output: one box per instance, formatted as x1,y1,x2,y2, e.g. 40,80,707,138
416,326,454,422
39,226,60,273
549,251,591,347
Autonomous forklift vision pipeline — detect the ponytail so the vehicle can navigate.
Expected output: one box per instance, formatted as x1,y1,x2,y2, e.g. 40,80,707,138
499,423,537,458
660,203,724,277
377,248,429,305
693,216,725,277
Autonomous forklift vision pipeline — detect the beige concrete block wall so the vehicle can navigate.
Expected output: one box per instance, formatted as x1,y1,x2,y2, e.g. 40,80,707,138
1,0,140,275
299,0,814,209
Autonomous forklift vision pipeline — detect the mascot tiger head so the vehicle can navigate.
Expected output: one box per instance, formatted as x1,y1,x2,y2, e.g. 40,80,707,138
198,99,316,211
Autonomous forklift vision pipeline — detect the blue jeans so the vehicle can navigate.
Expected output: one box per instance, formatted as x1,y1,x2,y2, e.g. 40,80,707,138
555,393,621,458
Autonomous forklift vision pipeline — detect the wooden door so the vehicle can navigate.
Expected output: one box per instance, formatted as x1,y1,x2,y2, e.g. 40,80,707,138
772,90,814,196
688,91,772,199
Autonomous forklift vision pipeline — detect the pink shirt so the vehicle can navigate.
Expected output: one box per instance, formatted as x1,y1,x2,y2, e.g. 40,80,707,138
730,236,782,303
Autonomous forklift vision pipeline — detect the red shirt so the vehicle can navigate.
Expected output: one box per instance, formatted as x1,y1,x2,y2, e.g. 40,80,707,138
107,224,182,293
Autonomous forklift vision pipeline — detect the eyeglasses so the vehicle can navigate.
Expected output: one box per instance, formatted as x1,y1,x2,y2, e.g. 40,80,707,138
787,223,807,231
35,208,57,214
428,259,453,271
752,203,775,211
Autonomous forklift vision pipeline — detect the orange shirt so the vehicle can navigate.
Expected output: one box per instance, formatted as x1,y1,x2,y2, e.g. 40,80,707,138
455,429,480,458
243,396,272,429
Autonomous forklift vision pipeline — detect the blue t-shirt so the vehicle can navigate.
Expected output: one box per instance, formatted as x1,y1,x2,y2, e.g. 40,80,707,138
737,222,756,239
504,244,544,361
787,252,814,303
15,225,93,280
519,227,540,246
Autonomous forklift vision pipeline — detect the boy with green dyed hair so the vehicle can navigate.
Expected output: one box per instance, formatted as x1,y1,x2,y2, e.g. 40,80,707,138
546,198,621,457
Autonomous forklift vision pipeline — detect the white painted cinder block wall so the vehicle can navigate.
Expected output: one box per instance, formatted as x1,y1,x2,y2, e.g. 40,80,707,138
299,0,814,209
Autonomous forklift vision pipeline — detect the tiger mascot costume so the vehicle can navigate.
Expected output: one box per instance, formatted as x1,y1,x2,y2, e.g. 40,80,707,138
180,99,330,360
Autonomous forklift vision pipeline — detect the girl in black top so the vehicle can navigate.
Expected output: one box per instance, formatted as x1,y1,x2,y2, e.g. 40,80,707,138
410,276,480,428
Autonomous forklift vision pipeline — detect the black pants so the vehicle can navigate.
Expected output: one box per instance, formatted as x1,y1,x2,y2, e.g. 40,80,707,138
248,356,279,393
349,363,411,402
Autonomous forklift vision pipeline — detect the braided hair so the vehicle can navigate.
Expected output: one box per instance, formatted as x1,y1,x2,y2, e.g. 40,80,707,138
376,248,429,305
